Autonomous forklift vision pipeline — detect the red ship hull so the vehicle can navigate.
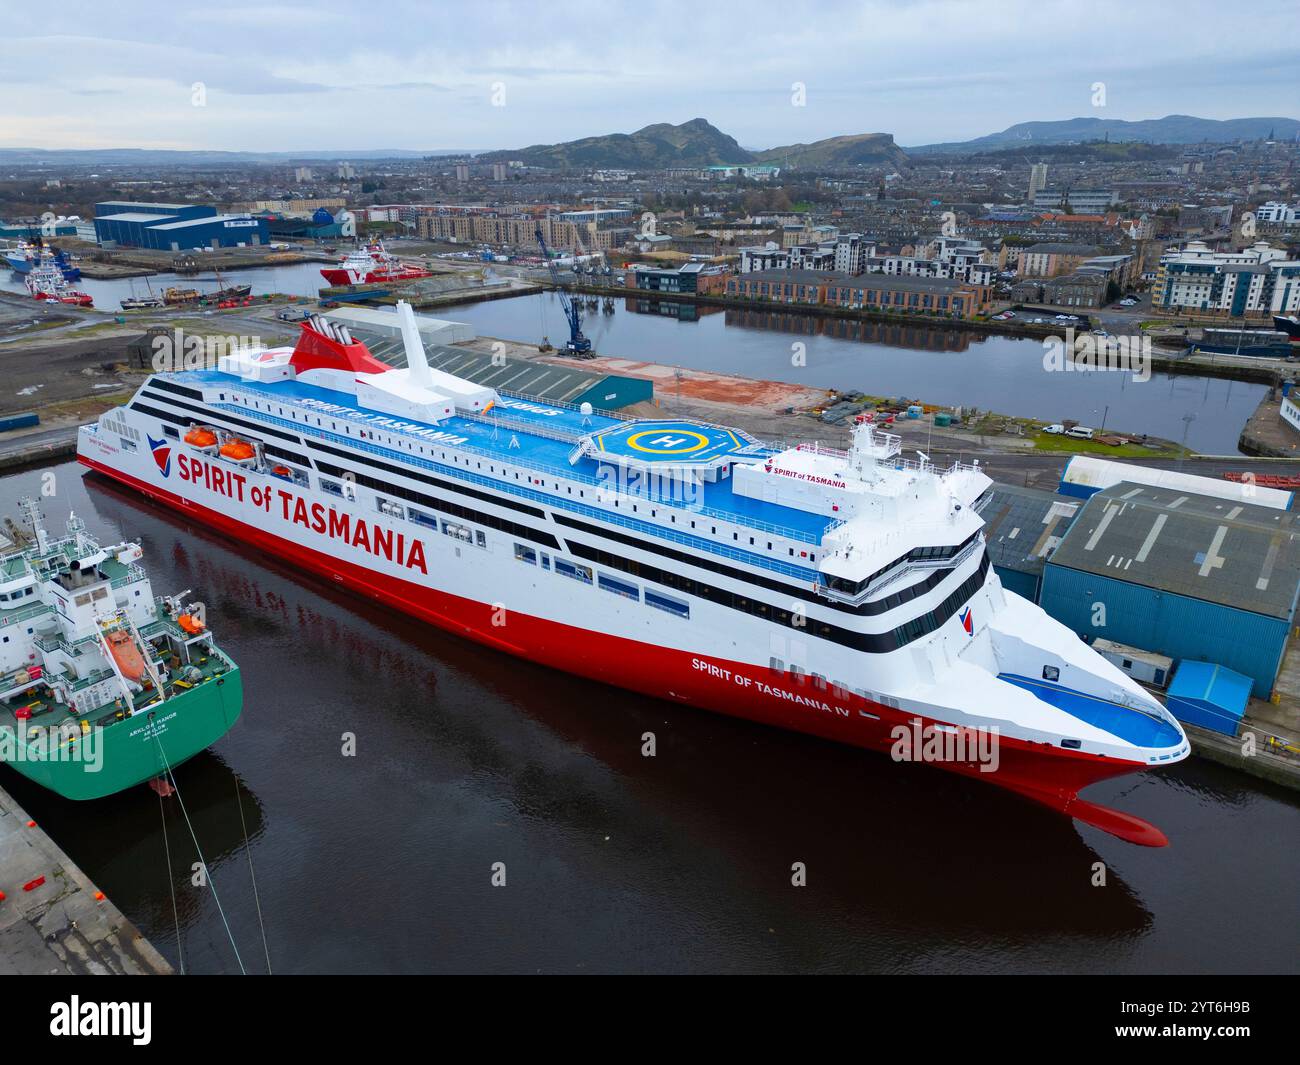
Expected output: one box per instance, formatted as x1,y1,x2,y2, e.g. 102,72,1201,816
319,265,432,286
80,454,1168,846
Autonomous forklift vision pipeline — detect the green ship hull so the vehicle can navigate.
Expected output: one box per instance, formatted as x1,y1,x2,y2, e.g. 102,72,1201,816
1,666,242,800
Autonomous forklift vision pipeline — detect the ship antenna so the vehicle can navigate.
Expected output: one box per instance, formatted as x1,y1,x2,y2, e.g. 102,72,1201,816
18,496,50,555
66,510,87,555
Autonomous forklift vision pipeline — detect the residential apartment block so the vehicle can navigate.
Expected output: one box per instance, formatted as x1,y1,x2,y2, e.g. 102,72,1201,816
1153,241,1300,318
1017,242,1104,278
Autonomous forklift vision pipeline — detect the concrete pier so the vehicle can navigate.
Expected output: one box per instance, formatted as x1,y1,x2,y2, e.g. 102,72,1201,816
0,782,172,974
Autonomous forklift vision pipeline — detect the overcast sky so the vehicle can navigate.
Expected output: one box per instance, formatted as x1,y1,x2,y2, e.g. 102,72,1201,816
4,0,1298,152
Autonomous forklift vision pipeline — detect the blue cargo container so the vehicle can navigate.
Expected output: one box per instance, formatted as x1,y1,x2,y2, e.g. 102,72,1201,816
1165,661,1251,737
0,411,40,433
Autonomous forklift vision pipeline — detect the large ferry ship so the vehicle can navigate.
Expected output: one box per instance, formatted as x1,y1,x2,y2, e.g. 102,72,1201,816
0,500,242,799
77,302,1189,844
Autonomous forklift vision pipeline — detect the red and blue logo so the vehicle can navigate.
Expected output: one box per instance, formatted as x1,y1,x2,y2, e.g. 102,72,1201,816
147,434,172,478
959,606,973,635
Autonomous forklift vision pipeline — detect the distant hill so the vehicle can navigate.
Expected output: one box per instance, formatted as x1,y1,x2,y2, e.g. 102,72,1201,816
755,132,908,168
0,147,463,166
910,115,1300,153
476,118,753,169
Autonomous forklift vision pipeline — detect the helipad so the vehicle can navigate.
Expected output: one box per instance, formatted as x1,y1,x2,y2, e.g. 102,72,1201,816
574,419,763,472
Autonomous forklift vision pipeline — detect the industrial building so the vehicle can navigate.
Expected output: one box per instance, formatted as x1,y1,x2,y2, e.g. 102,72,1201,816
625,262,730,295
981,483,1082,601
1039,482,1300,697
1060,455,1294,510
93,202,269,250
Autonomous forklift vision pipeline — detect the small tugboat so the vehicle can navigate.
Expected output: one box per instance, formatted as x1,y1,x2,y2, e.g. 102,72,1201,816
163,285,201,306
320,240,432,285
121,277,164,310
121,294,164,310
0,499,242,799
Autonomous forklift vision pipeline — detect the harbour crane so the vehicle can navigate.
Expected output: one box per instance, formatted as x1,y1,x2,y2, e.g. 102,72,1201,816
535,225,592,357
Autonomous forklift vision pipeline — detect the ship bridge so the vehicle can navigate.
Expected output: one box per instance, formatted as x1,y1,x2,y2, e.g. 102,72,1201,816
571,419,767,480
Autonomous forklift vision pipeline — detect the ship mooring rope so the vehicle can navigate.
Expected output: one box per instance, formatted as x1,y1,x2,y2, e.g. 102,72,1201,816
156,786,185,975
150,730,246,975
234,778,272,974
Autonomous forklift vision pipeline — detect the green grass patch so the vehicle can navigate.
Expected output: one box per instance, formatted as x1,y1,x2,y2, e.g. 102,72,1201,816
1030,431,1180,457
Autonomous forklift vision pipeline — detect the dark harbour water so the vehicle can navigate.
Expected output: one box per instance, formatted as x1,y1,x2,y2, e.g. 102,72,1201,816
1,462,1297,974
442,292,1263,455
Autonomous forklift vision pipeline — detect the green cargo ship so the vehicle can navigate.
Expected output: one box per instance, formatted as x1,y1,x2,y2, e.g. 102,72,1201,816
0,499,241,800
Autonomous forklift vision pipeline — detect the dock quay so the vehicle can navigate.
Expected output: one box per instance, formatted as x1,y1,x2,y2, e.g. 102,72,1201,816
0,781,171,974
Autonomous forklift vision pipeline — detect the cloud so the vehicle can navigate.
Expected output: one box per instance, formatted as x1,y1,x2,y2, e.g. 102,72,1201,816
2,0,1297,151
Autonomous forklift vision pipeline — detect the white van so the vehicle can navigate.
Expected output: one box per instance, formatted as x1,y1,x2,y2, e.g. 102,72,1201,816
1066,426,1094,440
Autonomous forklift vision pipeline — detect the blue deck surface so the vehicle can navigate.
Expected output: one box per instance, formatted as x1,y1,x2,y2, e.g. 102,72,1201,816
999,674,1183,749
173,370,831,539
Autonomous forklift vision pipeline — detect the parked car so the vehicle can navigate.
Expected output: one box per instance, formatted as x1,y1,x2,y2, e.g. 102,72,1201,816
1043,424,1066,435
1066,426,1095,440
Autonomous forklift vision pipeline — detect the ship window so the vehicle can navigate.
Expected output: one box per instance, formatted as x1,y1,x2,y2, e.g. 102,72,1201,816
92,588,108,601
555,559,593,584
514,544,537,565
598,573,639,601
476,531,486,548
163,425,179,439
1042,666,1060,682
1061,739,1082,750
120,438,138,452
75,593,91,607
541,553,551,570
645,590,689,618
321,478,344,497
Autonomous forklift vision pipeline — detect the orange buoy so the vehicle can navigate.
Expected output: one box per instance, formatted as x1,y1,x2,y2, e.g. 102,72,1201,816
271,464,291,477
219,437,255,461
185,426,217,448
177,613,205,635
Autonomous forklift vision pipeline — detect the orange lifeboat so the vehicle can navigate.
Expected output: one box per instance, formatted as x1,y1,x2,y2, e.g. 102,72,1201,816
185,426,217,448
219,437,256,461
177,613,205,635
105,630,145,683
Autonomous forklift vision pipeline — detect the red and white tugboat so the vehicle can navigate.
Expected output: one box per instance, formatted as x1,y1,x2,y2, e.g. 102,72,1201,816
25,262,93,306
320,240,432,286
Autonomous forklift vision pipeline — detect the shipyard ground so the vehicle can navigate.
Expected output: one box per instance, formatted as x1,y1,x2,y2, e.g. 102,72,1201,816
0,781,171,974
